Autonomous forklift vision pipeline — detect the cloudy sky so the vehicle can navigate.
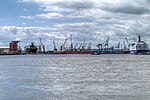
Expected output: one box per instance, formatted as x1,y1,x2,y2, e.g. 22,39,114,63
1,0,150,50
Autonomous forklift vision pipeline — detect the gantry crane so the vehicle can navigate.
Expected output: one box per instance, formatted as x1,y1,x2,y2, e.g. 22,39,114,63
53,41,57,51
104,37,109,51
87,42,92,50
123,41,127,50
78,43,83,51
70,35,73,51
39,38,45,53
74,43,78,51
82,39,86,51
125,37,131,49
97,37,110,52
115,42,120,48
60,38,67,50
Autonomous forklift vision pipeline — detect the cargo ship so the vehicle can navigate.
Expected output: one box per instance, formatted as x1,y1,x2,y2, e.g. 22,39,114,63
0,41,25,55
53,50,91,54
24,42,38,54
130,36,150,54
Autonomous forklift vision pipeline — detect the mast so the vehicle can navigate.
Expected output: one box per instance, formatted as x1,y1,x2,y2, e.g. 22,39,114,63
74,43,78,51
53,41,57,51
60,38,67,50
138,35,141,42
39,38,45,53
70,35,73,51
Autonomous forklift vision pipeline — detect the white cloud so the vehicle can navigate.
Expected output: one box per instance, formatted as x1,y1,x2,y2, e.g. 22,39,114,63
15,38,21,41
22,22,27,25
20,12,63,19
19,0,150,21
1,15,150,49
35,20,45,23
11,0,150,49
23,8,28,11
19,16,33,19
36,12,63,18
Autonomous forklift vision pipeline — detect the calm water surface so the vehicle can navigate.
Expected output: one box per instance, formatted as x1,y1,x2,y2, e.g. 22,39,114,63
0,54,150,100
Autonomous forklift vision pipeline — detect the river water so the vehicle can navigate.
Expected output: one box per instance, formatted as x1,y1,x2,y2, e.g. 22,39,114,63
0,54,150,100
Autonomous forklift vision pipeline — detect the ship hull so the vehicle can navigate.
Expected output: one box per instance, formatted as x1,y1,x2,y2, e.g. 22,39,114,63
130,50,150,55
53,51,91,54
25,48,37,54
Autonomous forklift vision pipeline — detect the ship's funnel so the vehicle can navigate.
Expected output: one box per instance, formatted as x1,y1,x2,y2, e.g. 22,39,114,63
138,35,141,42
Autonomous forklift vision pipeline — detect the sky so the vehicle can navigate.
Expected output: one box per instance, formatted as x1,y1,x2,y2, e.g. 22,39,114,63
1,0,150,50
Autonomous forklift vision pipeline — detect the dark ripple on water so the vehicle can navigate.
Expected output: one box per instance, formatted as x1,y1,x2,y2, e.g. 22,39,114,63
0,54,150,100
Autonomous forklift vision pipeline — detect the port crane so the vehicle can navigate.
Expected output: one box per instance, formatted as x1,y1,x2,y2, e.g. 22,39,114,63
78,43,83,51
74,43,78,51
97,37,110,52
115,42,120,48
87,42,92,50
82,39,86,51
123,41,127,50
104,37,109,51
84,43,87,50
125,37,131,50
133,37,137,42
39,38,45,53
69,35,73,51
96,44,102,52
60,38,67,50
53,41,57,51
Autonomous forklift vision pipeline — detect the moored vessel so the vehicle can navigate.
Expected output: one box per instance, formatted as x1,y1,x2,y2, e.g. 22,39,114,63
130,36,150,54
24,42,38,54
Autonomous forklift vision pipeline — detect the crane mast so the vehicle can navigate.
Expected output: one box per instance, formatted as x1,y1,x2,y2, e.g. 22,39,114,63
74,43,78,51
125,37,130,49
97,37,110,52
87,42,92,50
82,39,86,51
70,35,73,51
104,37,109,48
116,42,120,48
53,41,57,51
97,43,102,52
39,38,45,53
78,43,83,50
123,41,126,50
60,38,67,50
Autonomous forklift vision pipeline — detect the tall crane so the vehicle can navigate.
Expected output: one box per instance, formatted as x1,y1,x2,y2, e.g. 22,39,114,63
87,42,92,50
74,43,78,51
78,43,83,50
84,43,87,50
123,41,127,50
82,39,86,51
60,38,67,50
133,37,137,42
97,37,110,52
70,35,73,51
53,41,57,51
125,37,131,49
104,37,109,51
96,43,103,52
138,35,141,42
115,42,120,48
39,38,45,53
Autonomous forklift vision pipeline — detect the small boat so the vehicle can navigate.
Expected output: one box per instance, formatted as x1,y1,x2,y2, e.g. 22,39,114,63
91,51,100,55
